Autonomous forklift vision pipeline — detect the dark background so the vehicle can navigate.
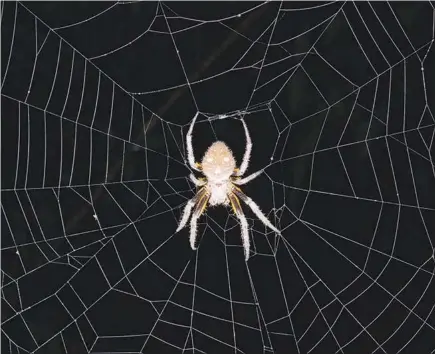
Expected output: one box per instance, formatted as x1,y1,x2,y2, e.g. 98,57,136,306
1,2,435,353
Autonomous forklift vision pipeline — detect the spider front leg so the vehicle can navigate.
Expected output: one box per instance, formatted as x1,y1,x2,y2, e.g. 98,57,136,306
176,186,205,232
229,192,251,260
176,186,210,252
233,188,280,234
186,112,201,172
189,190,210,250
176,198,197,233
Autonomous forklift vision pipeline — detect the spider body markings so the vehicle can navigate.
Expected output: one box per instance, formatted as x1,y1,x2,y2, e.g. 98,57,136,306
176,112,280,260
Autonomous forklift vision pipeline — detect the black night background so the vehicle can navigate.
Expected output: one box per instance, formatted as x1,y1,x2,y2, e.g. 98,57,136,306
1,2,435,353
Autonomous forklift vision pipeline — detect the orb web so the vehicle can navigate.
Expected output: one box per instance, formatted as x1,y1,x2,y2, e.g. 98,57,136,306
1,2,435,353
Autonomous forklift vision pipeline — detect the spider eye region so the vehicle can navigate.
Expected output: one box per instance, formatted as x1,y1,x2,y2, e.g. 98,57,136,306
201,141,236,180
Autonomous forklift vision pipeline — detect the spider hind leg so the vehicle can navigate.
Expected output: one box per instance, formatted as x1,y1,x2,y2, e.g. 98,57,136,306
186,112,201,172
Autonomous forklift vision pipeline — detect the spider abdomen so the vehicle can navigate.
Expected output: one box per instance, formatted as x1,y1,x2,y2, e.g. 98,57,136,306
201,141,236,183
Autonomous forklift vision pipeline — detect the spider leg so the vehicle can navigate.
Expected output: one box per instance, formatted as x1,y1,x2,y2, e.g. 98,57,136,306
236,118,252,176
176,199,197,233
186,112,201,171
190,173,206,187
233,169,263,185
189,189,210,250
233,187,280,234
229,192,251,261
176,186,205,232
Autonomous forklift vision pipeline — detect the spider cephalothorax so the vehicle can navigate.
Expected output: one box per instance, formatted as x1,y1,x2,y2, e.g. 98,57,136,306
176,113,280,260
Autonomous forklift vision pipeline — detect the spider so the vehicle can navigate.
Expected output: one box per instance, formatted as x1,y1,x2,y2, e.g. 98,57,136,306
176,112,280,260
